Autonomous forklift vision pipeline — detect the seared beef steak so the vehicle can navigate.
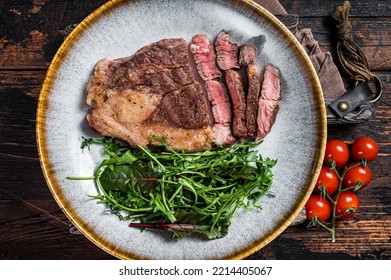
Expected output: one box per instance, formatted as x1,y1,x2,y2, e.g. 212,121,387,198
205,80,235,146
239,44,257,66
87,33,281,150
190,33,235,146
225,69,248,138
86,38,215,151
256,64,281,141
238,43,260,137
215,30,240,71
190,34,222,81
146,83,210,129
245,63,261,137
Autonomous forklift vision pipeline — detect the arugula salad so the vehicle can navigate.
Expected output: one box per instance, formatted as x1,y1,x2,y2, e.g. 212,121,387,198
69,136,276,239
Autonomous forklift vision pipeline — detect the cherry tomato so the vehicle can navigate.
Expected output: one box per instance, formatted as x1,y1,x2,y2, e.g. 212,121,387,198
343,162,372,190
335,191,359,220
351,137,379,163
324,139,349,168
305,194,332,222
314,166,339,195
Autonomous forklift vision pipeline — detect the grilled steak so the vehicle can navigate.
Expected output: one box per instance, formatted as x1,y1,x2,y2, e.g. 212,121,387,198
256,64,281,141
86,38,215,151
238,43,260,137
245,63,261,137
190,34,222,81
239,44,257,66
190,33,234,146
225,69,248,138
215,30,240,71
205,80,235,146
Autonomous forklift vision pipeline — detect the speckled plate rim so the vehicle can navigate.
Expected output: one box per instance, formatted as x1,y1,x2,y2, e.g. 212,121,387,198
36,0,327,260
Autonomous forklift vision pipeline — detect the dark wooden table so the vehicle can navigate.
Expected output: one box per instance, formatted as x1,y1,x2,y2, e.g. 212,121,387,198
1,0,390,260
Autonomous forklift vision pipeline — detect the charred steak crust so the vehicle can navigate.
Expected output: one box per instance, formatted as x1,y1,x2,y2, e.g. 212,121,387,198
87,39,193,107
256,64,281,141
245,63,261,137
86,38,215,151
145,83,210,129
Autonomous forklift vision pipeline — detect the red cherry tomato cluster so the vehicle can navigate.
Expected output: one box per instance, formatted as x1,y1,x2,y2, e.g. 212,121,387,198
305,137,378,241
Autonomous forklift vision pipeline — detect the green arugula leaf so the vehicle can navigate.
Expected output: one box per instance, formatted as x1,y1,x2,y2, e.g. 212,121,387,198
99,161,158,193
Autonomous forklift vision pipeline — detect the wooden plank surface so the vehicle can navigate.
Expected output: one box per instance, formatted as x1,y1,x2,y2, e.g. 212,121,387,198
0,0,390,260
280,0,391,17
1,1,390,71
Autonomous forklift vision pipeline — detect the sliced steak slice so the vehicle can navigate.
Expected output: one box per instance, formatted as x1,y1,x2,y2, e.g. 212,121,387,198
260,64,282,102
255,100,279,142
256,64,281,141
239,44,257,66
190,34,222,81
205,80,235,146
215,30,240,71
86,38,215,151
245,63,261,137
225,69,247,139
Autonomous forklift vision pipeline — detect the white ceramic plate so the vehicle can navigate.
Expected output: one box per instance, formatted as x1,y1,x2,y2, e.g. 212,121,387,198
37,0,326,259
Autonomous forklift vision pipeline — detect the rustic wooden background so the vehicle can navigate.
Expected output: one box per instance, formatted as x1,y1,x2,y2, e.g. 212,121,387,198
0,0,390,259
